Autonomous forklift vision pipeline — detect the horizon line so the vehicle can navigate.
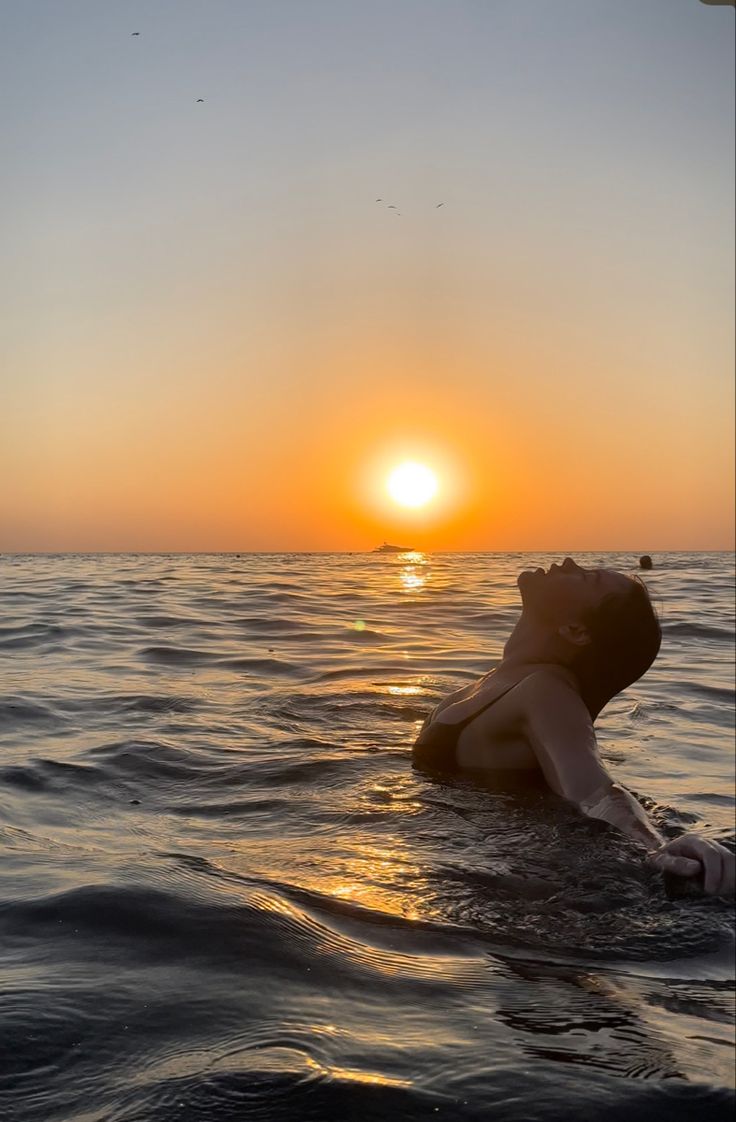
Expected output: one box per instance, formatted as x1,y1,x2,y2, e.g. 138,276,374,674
2,548,733,557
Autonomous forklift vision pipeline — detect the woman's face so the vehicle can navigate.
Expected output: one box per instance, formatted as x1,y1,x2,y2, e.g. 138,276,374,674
517,557,633,625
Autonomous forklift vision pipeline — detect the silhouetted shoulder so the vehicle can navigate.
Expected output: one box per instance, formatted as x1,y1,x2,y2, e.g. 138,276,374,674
517,667,588,715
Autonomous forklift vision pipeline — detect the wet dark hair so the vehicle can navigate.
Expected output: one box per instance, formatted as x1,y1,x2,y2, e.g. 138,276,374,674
571,577,661,721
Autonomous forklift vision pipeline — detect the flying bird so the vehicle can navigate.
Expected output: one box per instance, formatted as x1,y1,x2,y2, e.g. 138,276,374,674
131,32,140,36
196,98,205,103
387,205,397,209
375,198,382,202
436,202,444,208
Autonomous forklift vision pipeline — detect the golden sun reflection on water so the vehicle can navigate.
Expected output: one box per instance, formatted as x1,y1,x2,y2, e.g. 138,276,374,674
399,552,428,593
328,847,424,923
326,1067,413,1089
386,684,426,696
229,827,431,927
400,568,425,591
317,821,429,923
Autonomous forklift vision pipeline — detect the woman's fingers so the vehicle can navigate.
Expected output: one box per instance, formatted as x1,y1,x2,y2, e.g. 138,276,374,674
649,836,736,896
702,842,735,896
721,854,736,897
650,852,701,877
700,843,724,896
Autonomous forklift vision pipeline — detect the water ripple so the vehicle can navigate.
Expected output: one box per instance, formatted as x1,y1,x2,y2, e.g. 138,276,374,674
0,551,734,1121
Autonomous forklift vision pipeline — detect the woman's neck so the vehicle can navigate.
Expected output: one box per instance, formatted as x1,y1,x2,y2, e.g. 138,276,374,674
502,612,562,669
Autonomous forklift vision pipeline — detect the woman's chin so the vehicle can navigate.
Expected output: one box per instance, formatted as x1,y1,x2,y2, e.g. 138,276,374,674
517,568,543,590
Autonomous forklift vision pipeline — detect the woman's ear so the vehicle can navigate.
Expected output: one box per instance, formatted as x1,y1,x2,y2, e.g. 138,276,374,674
558,622,591,648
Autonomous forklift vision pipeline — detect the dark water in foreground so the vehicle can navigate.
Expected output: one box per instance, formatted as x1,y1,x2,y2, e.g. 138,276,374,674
1,551,734,1121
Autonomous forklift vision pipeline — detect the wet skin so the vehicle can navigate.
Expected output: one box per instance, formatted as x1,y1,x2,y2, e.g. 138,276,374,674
418,558,735,897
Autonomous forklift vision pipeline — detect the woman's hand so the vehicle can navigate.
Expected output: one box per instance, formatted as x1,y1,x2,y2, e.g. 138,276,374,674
647,835,735,897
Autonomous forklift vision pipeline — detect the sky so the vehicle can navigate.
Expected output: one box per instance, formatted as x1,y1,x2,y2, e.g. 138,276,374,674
1,0,734,552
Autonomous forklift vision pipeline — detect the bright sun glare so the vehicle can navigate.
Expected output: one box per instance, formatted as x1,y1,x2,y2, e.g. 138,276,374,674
386,461,438,509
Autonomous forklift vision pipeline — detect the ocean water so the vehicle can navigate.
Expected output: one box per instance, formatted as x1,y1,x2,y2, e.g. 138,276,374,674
1,550,734,1122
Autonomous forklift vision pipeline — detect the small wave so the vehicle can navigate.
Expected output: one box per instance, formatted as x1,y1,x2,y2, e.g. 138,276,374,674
344,628,392,645
241,630,334,646
37,693,200,718
118,578,169,588
687,793,736,809
83,739,225,782
671,682,735,705
139,645,221,666
245,753,359,788
315,663,411,683
663,621,734,642
102,1068,450,1122
284,696,427,723
0,699,59,725
232,617,311,634
116,694,201,715
255,590,312,606
0,623,83,650
0,880,468,980
134,614,206,629
0,758,102,793
220,657,310,677
168,797,289,819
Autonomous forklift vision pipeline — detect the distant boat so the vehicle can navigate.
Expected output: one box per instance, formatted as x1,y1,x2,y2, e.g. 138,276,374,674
373,542,415,553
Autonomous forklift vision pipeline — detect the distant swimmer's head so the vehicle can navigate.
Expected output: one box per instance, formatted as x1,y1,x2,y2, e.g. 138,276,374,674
517,558,661,720
639,554,653,570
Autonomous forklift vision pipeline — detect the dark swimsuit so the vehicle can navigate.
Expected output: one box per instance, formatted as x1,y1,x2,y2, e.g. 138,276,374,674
412,676,527,774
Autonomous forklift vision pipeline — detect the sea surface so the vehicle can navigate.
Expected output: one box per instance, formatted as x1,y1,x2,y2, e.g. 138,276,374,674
1,551,734,1122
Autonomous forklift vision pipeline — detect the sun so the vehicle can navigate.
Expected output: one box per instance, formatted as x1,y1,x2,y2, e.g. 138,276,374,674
386,461,438,509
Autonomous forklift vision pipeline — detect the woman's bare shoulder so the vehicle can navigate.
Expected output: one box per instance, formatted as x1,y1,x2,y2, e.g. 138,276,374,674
515,665,582,704
515,668,594,744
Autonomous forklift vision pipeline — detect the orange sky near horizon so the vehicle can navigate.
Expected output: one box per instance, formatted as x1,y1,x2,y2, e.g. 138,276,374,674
1,2,734,552
6,326,732,552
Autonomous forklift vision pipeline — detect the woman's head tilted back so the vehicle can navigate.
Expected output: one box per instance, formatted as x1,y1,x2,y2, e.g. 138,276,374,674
517,558,661,720
571,577,661,720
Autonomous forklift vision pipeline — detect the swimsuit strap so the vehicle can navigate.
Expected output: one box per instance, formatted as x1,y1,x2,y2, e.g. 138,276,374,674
436,675,528,734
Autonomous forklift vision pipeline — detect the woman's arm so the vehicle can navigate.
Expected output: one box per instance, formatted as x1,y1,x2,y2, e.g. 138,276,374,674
578,783,664,849
519,671,735,895
519,671,663,846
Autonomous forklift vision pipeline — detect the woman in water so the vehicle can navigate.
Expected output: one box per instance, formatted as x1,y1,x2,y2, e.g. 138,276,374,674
413,557,734,897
